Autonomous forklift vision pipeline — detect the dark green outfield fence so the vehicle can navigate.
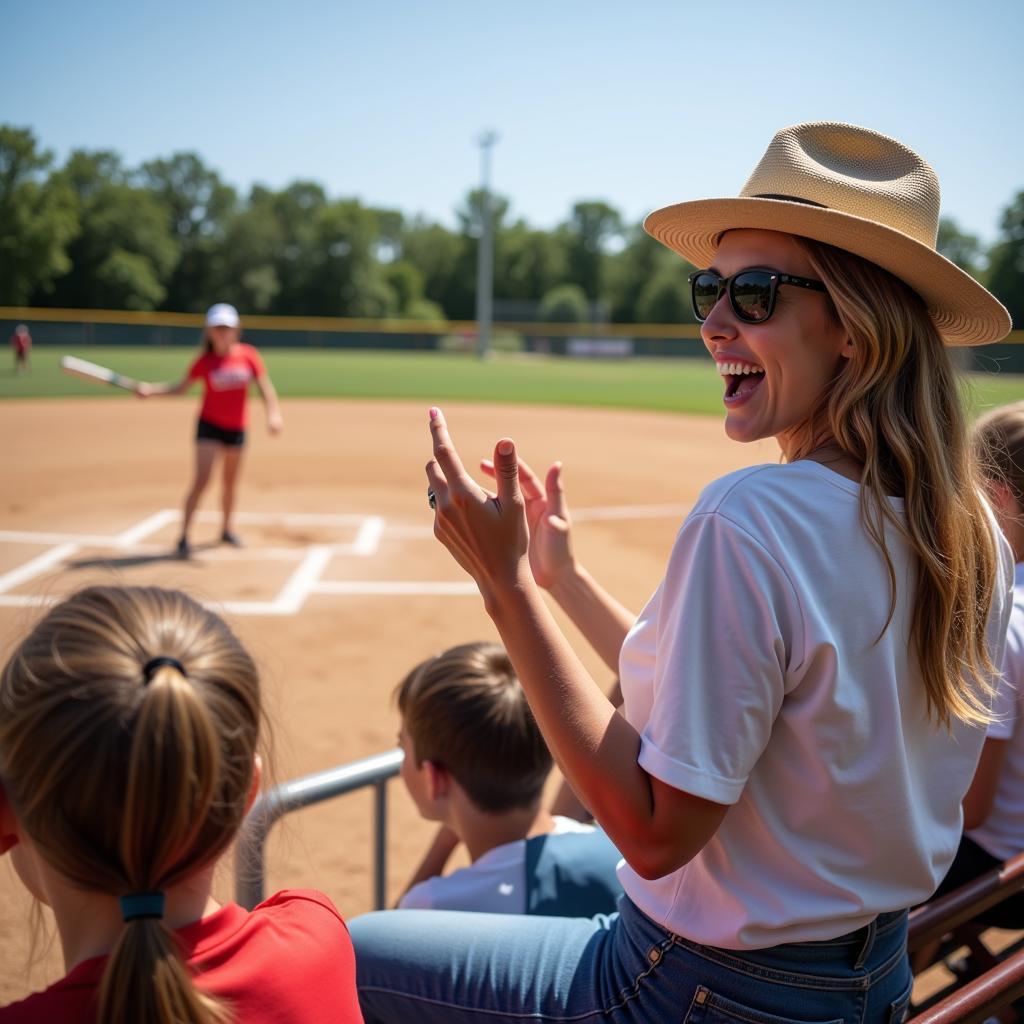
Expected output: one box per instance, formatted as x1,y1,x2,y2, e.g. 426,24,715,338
3,308,1022,371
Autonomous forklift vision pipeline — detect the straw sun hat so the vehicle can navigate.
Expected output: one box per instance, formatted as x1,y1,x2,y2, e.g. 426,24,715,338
644,121,1011,346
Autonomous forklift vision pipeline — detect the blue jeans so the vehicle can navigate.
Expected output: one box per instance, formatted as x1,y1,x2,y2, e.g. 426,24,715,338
351,895,912,1023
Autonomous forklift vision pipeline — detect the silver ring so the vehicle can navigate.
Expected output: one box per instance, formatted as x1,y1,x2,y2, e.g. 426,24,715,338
427,488,437,510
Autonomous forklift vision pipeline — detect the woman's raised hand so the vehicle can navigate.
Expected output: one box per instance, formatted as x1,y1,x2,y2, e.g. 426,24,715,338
481,455,574,591
426,407,532,607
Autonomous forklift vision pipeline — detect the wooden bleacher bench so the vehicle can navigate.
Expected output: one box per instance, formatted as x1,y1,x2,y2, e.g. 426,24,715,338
908,851,1024,1020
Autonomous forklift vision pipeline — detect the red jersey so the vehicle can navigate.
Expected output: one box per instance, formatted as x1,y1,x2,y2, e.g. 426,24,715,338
0,889,363,1023
187,343,266,431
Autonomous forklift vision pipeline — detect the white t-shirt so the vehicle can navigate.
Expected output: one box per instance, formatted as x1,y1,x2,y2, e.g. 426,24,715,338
399,817,595,913
968,561,1024,862
617,461,1014,950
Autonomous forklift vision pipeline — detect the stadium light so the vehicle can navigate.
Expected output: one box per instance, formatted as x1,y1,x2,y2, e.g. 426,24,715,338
475,131,499,360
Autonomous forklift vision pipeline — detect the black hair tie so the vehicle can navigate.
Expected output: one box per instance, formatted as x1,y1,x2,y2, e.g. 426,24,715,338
120,891,165,921
142,656,186,683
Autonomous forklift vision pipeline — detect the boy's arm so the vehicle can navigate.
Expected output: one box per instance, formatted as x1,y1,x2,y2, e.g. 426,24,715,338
395,824,460,907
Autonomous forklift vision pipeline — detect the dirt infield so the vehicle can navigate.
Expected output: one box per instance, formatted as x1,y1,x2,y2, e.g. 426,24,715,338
0,395,778,1000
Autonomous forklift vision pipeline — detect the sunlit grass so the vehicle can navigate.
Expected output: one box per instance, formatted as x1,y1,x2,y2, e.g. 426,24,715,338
2,346,1020,418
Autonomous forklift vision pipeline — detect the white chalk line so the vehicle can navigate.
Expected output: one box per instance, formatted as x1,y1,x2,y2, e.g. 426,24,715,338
0,543,80,595
0,502,682,614
114,509,179,547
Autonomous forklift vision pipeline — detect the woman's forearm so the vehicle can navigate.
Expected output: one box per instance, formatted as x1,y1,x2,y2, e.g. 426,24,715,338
547,564,635,673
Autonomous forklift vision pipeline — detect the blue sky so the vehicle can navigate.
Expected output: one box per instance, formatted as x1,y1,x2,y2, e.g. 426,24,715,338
4,0,1022,246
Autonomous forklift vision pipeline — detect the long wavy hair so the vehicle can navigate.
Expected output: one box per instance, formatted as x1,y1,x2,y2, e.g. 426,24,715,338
789,237,1000,728
0,586,262,1024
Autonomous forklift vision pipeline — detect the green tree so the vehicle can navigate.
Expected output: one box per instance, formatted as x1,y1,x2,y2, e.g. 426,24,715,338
435,189,512,320
496,220,568,306
538,283,588,323
49,150,179,310
561,200,623,303
265,181,329,314
398,218,464,317
211,186,285,312
139,152,237,310
635,260,696,324
302,199,399,317
606,226,668,323
937,217,983,276
986,191,1024,329
0,126,78,304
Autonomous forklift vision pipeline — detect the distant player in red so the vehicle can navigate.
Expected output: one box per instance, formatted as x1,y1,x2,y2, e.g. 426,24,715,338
9,324,31,374
137,303,283,557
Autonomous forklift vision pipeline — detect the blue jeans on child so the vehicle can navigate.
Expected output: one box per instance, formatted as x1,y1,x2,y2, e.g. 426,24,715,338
351,895,912,1023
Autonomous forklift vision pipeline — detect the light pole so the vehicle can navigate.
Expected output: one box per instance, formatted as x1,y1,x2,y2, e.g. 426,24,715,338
475,131,498,360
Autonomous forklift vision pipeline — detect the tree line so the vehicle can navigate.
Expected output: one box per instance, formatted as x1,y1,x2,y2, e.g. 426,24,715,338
2,124,1023,328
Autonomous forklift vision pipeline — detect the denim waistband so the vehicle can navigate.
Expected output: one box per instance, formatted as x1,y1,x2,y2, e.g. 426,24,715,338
819,909,908,946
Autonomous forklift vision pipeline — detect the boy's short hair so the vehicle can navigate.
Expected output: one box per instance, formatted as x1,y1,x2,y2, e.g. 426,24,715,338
975,400,1024,505
395,642,552,814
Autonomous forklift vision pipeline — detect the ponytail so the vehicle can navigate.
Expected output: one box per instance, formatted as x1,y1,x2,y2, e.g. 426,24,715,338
100,916,230,1024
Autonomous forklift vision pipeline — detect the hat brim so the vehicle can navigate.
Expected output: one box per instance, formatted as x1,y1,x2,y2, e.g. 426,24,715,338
644,198,1011,347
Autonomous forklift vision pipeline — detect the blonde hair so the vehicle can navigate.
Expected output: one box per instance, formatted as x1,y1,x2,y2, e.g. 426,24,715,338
974,400,1024,507
790,238,1000,728
395,642,552,813
0,586,261,1024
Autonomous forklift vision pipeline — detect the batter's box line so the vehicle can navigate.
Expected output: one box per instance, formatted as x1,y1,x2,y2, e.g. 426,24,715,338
0,510,387,615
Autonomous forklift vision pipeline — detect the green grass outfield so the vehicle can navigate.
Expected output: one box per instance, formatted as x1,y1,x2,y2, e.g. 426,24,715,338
2,347,1021,417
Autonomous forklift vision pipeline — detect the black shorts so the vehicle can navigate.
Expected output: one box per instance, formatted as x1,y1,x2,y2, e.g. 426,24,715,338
196,418,246,447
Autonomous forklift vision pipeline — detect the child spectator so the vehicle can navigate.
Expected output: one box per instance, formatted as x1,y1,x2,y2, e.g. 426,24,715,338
395,641,622,916
930,401,1024,925
0,585,362,1024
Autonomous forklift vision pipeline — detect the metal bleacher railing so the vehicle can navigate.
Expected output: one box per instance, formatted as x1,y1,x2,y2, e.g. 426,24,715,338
234,747,403,912
236,753,1024,1019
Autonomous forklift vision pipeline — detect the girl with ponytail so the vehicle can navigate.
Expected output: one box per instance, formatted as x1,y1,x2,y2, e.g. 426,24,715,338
0,585,362,1024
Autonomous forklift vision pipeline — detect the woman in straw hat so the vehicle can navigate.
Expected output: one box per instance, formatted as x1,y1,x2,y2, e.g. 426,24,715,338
351,123,1016,1022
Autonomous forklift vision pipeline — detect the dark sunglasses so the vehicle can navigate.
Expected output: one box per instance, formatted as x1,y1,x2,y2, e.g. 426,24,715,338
688,267,827,323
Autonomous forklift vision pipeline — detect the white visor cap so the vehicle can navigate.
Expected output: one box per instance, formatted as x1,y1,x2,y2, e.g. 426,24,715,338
205,303,240,329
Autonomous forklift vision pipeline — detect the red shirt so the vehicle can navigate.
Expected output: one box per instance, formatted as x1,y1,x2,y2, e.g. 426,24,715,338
0,889,363,1023
187,343,266,431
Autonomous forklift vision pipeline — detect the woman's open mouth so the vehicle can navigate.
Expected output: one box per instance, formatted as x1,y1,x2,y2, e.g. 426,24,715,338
717,360,766,404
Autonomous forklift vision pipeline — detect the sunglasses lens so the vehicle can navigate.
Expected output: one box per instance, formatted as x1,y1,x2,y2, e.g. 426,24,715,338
691,273,721,321
731,271,774,322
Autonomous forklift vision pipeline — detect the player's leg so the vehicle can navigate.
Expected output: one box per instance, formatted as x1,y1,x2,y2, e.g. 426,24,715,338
179,441,219,556
220,445,245,545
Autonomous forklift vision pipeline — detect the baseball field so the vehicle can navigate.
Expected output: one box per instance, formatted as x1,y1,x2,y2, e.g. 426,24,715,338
1,348,1020,1001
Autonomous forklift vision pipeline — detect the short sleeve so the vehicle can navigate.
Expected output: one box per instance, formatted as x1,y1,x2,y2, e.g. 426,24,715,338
186,354,207,381
247,346,267,378
638,511,804,805
397,880,433,910
989,611,1024,741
